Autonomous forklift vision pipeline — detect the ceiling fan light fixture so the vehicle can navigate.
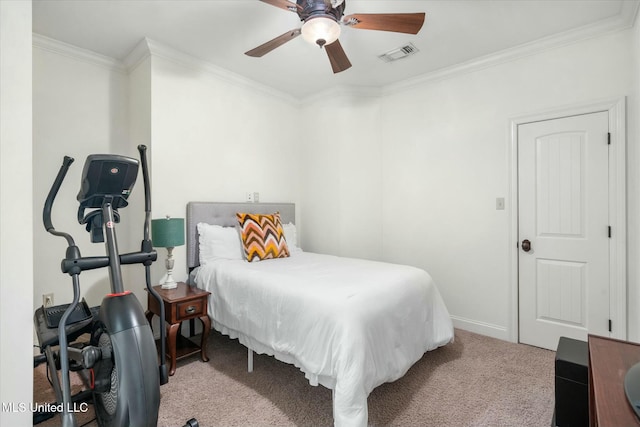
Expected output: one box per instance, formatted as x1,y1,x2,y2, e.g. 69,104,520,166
301,16,341,48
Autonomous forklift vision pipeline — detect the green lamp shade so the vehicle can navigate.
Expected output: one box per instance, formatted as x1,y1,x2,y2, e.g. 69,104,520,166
151,217,185,248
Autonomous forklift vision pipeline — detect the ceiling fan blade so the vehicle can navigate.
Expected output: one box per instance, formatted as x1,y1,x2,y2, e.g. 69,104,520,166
245,29,302,57
258,0,301,13
325,39,352,74
343,13,426,34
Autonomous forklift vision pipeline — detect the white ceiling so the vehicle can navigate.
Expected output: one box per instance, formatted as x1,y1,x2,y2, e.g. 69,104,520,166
32,0,639,99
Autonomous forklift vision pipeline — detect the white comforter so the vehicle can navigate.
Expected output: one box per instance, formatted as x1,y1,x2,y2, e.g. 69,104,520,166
194,252,453,427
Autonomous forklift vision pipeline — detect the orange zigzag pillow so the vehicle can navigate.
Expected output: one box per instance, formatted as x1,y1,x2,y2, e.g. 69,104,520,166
236,212,290,262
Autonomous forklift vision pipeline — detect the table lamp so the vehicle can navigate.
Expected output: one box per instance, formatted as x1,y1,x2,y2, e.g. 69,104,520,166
152,216,185,289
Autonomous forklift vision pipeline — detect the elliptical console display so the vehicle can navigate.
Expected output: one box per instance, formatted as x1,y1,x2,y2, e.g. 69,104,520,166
76,155,139,243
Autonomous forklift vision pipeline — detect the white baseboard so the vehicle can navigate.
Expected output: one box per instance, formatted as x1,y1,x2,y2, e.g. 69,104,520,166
451,315,511,342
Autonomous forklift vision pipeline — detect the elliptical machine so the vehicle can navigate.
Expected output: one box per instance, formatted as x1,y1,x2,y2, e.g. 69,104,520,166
34,145,197,427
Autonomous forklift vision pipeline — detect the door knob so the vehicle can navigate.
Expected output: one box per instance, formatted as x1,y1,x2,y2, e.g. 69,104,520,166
521,239,531,252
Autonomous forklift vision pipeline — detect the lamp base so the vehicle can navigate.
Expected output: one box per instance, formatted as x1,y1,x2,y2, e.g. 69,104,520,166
161,279,178,290
162,247,178,289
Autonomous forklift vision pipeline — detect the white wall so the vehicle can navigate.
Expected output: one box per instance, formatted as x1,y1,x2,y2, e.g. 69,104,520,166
0,1,32,424
301,29,637,340
148,53,302,284
32,44,132,309
384,30,634,339
299,91,383,259
125,54,153,301
629,16,640,342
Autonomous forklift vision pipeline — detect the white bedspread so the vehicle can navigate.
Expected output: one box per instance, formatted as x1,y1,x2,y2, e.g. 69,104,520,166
194,252,453,427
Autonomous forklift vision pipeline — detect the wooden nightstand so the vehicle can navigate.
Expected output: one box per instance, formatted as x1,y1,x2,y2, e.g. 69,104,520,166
145,282,211,376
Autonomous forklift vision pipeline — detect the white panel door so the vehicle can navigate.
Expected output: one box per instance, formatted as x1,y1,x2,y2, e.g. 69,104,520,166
518,112,610,350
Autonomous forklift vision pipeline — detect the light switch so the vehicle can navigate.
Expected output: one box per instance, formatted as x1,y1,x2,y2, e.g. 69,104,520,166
496,197,505,210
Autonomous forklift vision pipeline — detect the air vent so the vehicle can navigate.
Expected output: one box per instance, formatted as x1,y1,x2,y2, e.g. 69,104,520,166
378,43,419,63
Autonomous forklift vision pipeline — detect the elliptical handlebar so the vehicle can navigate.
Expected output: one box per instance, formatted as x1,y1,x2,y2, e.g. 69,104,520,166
138,144,152,243
137,144,169,385
43,156,76,246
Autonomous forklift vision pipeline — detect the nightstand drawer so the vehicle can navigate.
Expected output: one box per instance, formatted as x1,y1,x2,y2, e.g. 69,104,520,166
176,299,205,320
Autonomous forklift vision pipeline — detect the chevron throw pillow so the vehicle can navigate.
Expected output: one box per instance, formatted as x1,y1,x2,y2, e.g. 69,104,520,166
236,212,290,262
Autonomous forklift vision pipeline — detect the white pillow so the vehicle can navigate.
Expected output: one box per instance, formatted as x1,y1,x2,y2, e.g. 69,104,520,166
283,222,303,254
197,223,243,264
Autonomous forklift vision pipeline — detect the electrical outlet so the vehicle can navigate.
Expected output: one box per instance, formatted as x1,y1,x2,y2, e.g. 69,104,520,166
43,293,54,307
246,192,254,202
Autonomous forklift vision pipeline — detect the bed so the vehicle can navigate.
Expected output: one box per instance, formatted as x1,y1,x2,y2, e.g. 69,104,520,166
186,202,454,427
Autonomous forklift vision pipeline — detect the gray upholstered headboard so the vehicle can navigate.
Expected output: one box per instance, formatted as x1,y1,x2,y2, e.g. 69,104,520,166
186,202,295,270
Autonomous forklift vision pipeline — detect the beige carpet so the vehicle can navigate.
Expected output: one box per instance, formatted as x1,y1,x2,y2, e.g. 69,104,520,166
33,328,555,427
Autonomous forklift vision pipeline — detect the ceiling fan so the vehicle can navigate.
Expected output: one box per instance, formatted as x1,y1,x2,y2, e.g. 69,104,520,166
245,0,426,73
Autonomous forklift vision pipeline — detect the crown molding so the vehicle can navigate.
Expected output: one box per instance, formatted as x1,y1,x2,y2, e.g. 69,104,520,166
631,0,640,27
122,37,151,72
137,38,299,105
382,1,640,96
32,33,126,73
33,34,298,105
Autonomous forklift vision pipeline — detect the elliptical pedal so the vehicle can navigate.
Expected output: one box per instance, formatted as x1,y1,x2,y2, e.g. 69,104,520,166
44,300,92,328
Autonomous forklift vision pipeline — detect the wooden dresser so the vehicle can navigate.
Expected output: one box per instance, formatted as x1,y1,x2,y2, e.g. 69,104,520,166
588,334,640,427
